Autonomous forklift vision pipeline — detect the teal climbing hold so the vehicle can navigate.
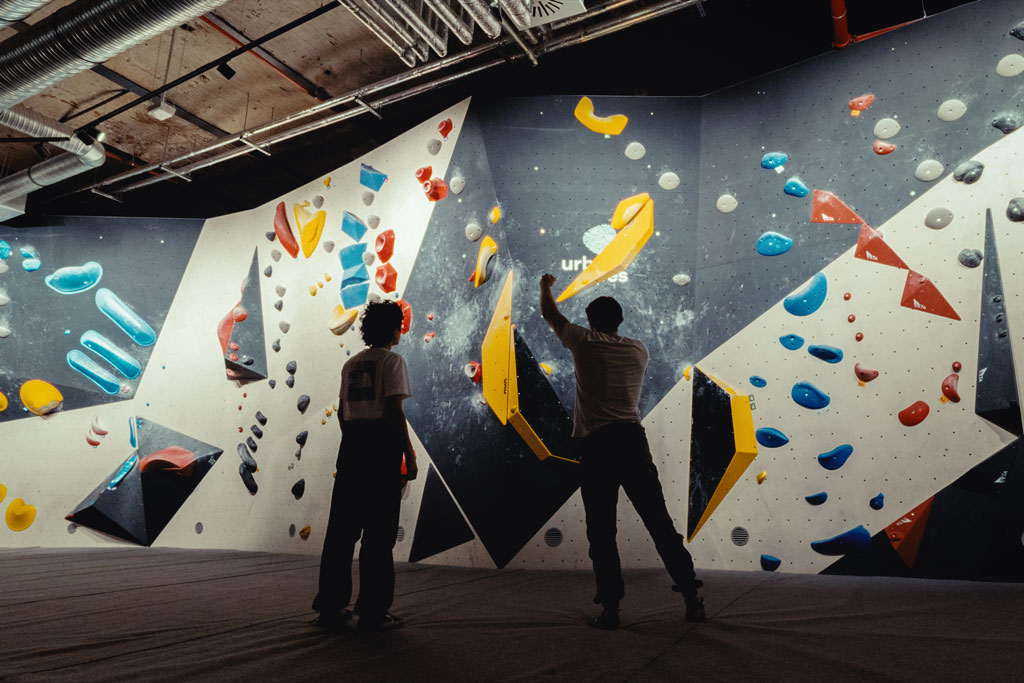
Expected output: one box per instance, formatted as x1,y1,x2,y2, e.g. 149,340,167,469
808,344,843,363
792,381,830,409
784,177,809,198
756,231,793,256
869,493,885,510
805,492,828,506
783,272,827,316
818,444,854,470
780,334,804,350
761,152,787,169
750,376,767,388
810,525,871,555
760,554,782,571
756,427,789,448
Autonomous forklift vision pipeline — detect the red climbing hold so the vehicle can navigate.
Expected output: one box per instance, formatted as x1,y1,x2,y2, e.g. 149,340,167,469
843,292,851,301
427,313,434,321
854,362,879,383
423,331,435,343
854,224,909,270
424,177,448,202
952,361,962,372
900,270,961,321
466,360,482,384
812,190,865,224
873,140,896,155
140,446,198,476
886,497,934,568
375,229,396,263
848,93,875,116
273,201,300,259
438,118,453,139
376,262,398,294
399,301,415,335
855,332,864,341
941,373,961,403
415,166,432,183
848,314,856,323
898,400,930,427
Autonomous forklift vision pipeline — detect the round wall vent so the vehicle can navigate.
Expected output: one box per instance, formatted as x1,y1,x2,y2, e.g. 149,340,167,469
396,526,406,543
731,526,750,546
544,527,563,547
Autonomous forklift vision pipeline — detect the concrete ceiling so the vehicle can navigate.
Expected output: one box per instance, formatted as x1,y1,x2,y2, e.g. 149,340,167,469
0,0,979,221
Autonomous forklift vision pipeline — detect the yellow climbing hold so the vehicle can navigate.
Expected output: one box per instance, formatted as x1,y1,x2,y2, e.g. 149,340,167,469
317,280,324,289
683,365,692,381
539,363,552,375
325,407,333,417
299,525,311,540
323,176,331,187
293,201,327,258
309,285,318,296
610,193,649,230
473,235,498,288
328,305,358,336
6,497,37,531
0,483,6,504
489,205,501,224
321,419,327,425
0,391,7,412
573,96,628,136
19,379,63,416
324,272,332,283
757,471,767,484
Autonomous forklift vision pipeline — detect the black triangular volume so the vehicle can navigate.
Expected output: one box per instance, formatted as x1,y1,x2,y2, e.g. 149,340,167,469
66,454,149,546
224,248,268,384
821,529,911,578
976,209,1023,436
513,328,574,461
951,437,1022,498
408,465,475,563
687,367,737,540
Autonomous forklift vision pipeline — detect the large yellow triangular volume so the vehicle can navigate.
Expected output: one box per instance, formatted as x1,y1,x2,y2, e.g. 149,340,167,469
573,96,628,136
610,193,649,230
293,202,326,258
508,410,551,461
557,196,655,302
686,375,759,542
481,270,515,424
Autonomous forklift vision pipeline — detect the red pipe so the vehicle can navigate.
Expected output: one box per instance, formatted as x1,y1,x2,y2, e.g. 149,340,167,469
831,0,927,49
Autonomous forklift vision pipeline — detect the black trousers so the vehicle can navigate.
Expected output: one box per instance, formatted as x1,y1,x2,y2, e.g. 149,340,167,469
578,421,699,607
312,419,404,619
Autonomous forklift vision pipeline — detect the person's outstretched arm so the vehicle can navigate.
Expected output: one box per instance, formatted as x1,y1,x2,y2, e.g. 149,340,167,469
540,273,569,336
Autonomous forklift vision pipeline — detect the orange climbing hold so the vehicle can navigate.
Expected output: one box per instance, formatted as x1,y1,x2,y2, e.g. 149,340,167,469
397,299,412,335
848,93,875,116
900,271,961,321
424,177,448,202
438,118,453,139
376,263,398,294
898,400,930,427
140,446,198,476
415,166,432,183
375,230,396,263
273,202,300,259
812,190,865,224
873,140,896,155
941,373,961,403
886,497,934,568
854,224,909,269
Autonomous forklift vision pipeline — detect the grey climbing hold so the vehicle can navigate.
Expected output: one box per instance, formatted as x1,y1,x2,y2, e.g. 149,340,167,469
271,249,282,262
285,375,295,388
279,321,290,334
275,284,286,297
924,207,954,230
286,360,297,374
992,114,1022,135
958,249,983,268
255,411,268,425
269,379,276,389
251,424,263,439
264,266,272,277
1012,21,1024,40
240,355,253,366
272,339,281,352
292,479,306,500
952,160,984,184
322,240,335,253
296,431,308,446
313,195,324,209
239,463,258,495
368,215,380,229
427,139,442,155
362,191,374,206
1007,198,1024,222
265,232,276,242
274,300,283,311
289,524,296,537
297,394,310,413
362,252,375,267
237,443,257,471
246,437,258,452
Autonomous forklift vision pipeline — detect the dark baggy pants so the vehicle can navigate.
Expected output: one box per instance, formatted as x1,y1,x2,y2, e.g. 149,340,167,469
578,421,699,608
312,419,403,620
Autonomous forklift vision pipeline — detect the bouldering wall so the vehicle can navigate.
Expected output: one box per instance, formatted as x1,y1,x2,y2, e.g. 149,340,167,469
2,0,1024,582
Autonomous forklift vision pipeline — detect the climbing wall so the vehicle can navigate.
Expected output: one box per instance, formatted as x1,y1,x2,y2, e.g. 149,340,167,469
2,0,1024,582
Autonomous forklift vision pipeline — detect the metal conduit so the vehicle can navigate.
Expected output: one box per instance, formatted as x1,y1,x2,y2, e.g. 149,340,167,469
361,0,431,62
338,0,417,66
497,0,531,30
0,106,93,155
422,0,473,45
0,141,104,203
379,0,447,57
455,0,500,37
87,0,662,194
0,0,54,29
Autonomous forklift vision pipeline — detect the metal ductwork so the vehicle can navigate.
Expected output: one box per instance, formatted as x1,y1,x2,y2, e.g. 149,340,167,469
0,0,55,30
422,0,473,45
497,0,531,30
0,141,104,204
0,105,94,155
0,0,233,112
456,0,500,38
338,0,418,66
357,0,430,63
378,0,448,57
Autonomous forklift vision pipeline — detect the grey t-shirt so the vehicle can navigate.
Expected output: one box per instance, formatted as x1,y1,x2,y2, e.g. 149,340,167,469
340,347,412,421
556,322,648,438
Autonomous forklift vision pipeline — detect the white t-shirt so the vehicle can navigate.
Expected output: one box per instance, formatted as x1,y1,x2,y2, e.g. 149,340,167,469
556,322,648,438
340,347,412,422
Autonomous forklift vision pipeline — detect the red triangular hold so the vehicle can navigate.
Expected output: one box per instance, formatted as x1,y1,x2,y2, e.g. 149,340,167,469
886,496,934,568
900,270,961,321
854,224,909,269
812,190,865,224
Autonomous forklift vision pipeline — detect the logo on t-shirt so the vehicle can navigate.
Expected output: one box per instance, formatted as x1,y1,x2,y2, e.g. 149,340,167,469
347,361,378,402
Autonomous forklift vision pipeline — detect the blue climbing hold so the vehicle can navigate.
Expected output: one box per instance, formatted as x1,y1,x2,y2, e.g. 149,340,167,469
22,258,41,272
756,427,789,448
805,492,828,506
359,163,388,192
0,240,10,259
338,243,367,269
67,349,121,394
108,454,138,490
45,261,103,294
817,444,854,471
750,375,767,388
341,211,369,242
129,417,137,448
783,271,827,317
810,525,872,555
80,330,141,379
784,177,810,198
792,381,830,409
761,151,788,170
19,247,36,258
756,231,793,256
760,554,782,571
869,493,885,510
808,344,844,364
341,282,369,310
341,263,369,288
779,333,805,350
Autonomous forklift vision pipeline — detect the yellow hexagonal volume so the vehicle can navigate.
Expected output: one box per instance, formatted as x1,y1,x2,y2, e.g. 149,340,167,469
573,96,628,136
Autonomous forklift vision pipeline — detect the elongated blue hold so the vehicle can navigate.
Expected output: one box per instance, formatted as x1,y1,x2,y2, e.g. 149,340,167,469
80,330,141,379
870,493,885,510
805,492,828,506
808,344,843,363
792,381,830,409
0,240,10,258
750,375,767,388
129,417,137,448
761,151,788,169
108,454,138,490
341,212,368,242
784,177,810,197
756,231,793,256
756,427,789,448
810,525,872,555
784,271,827,316
95,288,156,346
818,444,854,470
779,333,804,350
45,261,103,294
67,349,121,394
359,163,388,192
19,246,36,258
760,554,782,571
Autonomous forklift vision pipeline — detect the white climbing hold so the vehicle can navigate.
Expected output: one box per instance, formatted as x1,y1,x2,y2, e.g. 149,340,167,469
873,117,901,139
937,99,967,122
996,54,1024,77
672,273,692,286
465,222,482,242
450,176,466,194
624,142,646,160
915,159,944,182
658,171,680,190
0,326,10,338
0,292,9,306
90,415,109,436
716,194,738,213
